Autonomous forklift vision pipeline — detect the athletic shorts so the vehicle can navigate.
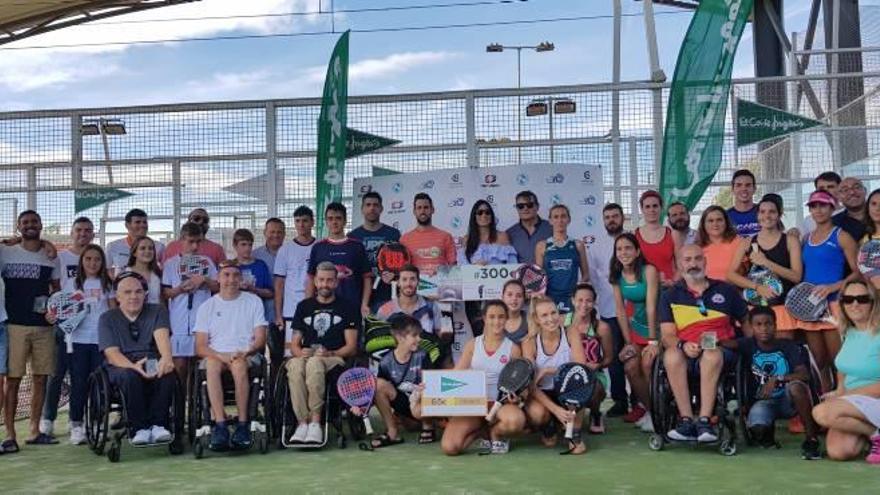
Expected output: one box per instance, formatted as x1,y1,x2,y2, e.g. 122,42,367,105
686,347,736,376
0,321,8,375
171,334,195,358
391,391,414,419
7,324,55,378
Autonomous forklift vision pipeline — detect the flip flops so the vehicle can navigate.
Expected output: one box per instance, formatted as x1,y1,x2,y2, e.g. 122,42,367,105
25,433,58,445
358,434,404,451
1,439,20,453
418,428,436,444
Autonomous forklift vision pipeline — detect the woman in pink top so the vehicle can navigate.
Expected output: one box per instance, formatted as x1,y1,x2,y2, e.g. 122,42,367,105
697,206,746,281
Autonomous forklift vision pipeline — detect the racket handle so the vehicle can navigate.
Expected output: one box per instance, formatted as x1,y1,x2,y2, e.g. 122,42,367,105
565,420,574,440
363,415,374,435
391,281,398,300
485,400,503,422
66,335,73,354
373,276,380,290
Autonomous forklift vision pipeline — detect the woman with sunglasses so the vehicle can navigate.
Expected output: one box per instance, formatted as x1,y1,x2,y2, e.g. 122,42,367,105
812,280,880,464
457,200,517,266
535,204,589,314
696,206,746,281
801,190,860,392
860,188,880,289
727,194,803,339
634,190,677,287
610,232,659,430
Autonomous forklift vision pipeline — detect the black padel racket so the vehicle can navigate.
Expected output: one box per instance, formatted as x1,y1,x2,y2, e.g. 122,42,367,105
552,362,595,448
486,358,534,422
785,282,836,324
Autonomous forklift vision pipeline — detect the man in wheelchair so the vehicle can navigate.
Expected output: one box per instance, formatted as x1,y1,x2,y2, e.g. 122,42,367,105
97,272,176,445
658,245,749,443
194,260,268,451
286,261,360,444
729,307,821,459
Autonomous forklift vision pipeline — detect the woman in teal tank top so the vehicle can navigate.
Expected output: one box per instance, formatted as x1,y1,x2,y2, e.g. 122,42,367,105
610,233,659,429
813,280,880,463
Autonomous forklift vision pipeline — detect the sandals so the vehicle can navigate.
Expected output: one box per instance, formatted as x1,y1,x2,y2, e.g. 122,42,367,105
25,433,58,445
418,428,436,444
359,434,404,451
1,439,20,453
560,430,586,456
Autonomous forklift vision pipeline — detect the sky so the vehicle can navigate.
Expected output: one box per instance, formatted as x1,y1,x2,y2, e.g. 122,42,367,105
0,0,838,112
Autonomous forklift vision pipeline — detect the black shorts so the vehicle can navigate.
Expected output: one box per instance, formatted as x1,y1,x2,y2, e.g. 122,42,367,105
391,392,414,419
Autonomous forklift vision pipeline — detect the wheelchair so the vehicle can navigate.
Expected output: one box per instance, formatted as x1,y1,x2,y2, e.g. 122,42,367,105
270,357,366,449
735,344,822,449
647,349,739,456
188,354,271,458
84,365,185,463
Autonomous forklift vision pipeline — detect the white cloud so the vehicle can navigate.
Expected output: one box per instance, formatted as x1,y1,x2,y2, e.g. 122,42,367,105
306,51,460,83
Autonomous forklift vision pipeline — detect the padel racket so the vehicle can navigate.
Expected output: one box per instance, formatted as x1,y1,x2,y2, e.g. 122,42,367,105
486,358,534,422
376,242,411,298
48,290,89,353
513,264,547,297
582,334,603,366
785,282,835,324
552,362,595,449
179,254,211,310
743,267,784,306
858,239,880,278
337,367,377,436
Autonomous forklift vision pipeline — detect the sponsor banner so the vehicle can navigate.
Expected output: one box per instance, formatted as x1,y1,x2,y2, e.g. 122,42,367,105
421,370,487,416
461,264,521,301
353,163,603,247
735,98,823,147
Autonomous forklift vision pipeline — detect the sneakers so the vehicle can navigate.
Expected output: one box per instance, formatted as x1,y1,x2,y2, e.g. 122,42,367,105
606,400,629,418
696,417,718,443
132,429,152,445
291,423,309,443
69,424,86,446
788,415,805,434
151,425,172,443
490,440,509,454
231,422,252,449
211,423,230,450
667,417,697,441
866,434,880,464
39,419,54,436
801,437,822,460
589,413,606,434
476,439,492,450
623,404,646,423
639,412,655,433
305,422,323,444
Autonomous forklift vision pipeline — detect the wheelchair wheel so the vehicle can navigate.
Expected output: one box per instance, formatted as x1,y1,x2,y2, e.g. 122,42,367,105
169,374,186,455
193,436,206,459
187,364,200,446
648,433,665,451
272,364,294,447
648,355,674,439
107,433,122,463
258,432,269,454
85,369,111,456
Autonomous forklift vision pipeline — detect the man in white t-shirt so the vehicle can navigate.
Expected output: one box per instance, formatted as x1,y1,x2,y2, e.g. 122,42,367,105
106,209,165,276
195,260,267,451
273,206,316,357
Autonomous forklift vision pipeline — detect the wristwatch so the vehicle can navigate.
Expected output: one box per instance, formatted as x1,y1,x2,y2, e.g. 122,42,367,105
676,340,685,350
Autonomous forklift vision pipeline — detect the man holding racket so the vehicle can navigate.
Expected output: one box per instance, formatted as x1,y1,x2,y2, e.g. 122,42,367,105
349,192,400,312
195,260,267,451
658,244,749,443
286,262,359,444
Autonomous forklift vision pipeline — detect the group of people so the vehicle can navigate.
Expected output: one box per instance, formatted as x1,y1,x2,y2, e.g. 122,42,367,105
0,169,877,465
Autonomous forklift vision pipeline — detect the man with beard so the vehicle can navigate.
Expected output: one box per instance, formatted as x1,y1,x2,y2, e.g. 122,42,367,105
285,262,359,445
586,203,631,417
163,208,226,266
667,202,697,246
348,192,400,312
832,177,867,242
1,210,61,452
306,202,371,318
658,244,749,444
107,209,166,275
727,169,760,237
400,193,456,277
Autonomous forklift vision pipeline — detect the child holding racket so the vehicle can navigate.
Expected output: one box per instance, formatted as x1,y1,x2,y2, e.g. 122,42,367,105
441,300,525,455
801,190,860,392
610,233,659,431
360,315,431,448
46,244,115,445
522,295,587,454
567,284,614,434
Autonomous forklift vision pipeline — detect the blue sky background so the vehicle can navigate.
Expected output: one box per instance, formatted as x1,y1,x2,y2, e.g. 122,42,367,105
0,0,830,111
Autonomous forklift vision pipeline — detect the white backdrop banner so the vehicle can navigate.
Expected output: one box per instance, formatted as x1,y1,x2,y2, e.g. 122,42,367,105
352,163,604,247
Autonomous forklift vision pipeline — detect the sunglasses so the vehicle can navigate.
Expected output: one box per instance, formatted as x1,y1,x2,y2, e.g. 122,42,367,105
841,294,873,305
515,202,535,210
476,209,492,216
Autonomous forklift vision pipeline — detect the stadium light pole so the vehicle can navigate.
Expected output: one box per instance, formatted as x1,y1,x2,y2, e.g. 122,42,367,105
486,41,555,163
525,97,576,163
81,118,127,246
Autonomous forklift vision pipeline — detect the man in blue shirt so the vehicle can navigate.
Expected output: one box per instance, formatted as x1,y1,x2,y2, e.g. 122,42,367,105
727,169,760,237
348,192,400,313
505,190,552,265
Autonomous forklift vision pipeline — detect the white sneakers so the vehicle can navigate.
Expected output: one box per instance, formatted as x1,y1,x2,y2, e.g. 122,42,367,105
490,440,510,454
291,423,309,443
305,422,323,444
39,419,54,436
69,424,86,445
635,412,655,433
131,425,171,445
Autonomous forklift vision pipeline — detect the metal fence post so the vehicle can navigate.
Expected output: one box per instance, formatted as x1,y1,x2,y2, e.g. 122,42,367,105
266,102,278,217
466,93,478,168
71,114,83,188
172,159,182,235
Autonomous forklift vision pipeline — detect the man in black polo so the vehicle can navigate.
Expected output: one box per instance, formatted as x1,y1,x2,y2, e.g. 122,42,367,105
505,190,552,265
98,272,176,445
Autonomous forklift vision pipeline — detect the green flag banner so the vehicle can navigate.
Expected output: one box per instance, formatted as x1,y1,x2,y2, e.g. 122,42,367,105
74,186,133,213
346,128,400,159
735,98,823,147
659,0,754,210
315,31,350,237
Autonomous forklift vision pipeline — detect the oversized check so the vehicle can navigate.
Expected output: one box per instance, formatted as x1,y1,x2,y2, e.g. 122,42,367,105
421,370,487,417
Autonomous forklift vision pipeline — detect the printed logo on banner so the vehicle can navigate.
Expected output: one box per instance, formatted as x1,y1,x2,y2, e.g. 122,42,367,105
448,197,465,207
359,184,373,194
546,173,565,184
516,173,529,185
579,195,597,206
581,170,594,184
481,174,498,188
486,194,496,206
392,182,403,193
451,216,462,229
448,173,463,189
421,179,435,190
584,215,595,227
388,201,406,215
582,235,596,245
550,194,562,205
